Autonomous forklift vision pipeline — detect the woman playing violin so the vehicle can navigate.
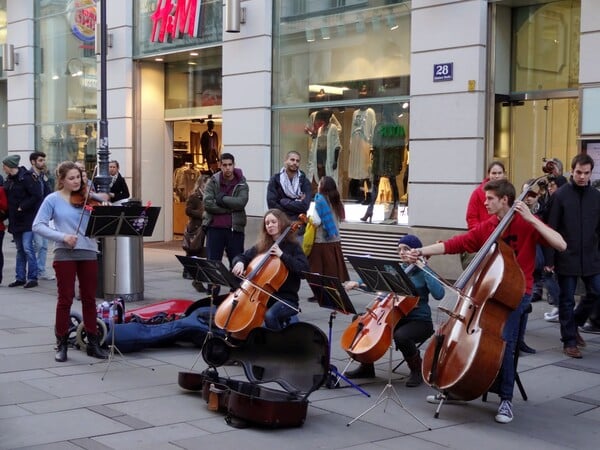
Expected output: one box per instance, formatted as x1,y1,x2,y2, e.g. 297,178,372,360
231,208,309,330
345,234,445,387
405,179,566,424
32,161,108,363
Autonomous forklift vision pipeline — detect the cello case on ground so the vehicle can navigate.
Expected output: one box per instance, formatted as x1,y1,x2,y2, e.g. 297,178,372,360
178,322,329,428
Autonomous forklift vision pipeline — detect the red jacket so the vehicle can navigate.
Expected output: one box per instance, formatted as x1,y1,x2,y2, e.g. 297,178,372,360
0,186,7,232
465,179,491,230
444,213,549,294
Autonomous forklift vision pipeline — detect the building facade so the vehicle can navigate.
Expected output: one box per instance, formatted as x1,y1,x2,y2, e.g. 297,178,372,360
1,0,598,271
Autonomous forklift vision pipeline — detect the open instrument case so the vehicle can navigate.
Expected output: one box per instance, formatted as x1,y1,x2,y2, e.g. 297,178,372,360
178,322,329,428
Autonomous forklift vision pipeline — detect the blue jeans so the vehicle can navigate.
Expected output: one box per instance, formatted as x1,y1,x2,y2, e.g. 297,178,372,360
33,233,49,276
264,300,298,330
533,245,560,305
14,231,38,282
498,293,531,401
206,228,244,268
557,274,600,347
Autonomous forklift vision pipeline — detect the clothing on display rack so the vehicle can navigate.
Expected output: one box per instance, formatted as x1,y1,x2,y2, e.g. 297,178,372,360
174,163,200,202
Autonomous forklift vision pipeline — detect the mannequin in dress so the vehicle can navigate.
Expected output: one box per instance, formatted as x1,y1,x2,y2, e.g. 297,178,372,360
306,109,342,189
348,106,376,201
360,106,405,223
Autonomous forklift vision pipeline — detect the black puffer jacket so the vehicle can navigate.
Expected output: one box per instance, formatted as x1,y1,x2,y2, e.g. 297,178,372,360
546,181,600,276
4,166,43,234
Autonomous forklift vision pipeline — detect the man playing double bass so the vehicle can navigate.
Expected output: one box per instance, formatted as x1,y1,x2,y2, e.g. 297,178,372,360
406,179,566,424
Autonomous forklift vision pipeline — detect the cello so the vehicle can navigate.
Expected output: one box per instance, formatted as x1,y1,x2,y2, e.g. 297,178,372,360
421,184,535,401
214,217,305,340
340,292,418,363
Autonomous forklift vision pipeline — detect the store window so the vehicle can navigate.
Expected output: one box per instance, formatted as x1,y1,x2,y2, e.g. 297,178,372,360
35,1,98,173
273,1,411,224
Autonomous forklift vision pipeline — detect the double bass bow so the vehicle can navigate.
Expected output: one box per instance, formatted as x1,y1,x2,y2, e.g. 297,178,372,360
214,216,306,340
420,180,547,401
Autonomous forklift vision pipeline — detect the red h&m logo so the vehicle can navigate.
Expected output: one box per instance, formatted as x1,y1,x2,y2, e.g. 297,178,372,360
150,0,202,43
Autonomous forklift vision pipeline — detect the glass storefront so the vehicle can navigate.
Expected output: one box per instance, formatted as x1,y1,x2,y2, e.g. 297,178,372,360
494,0,580,185
35,0,99,173
272,1,411,224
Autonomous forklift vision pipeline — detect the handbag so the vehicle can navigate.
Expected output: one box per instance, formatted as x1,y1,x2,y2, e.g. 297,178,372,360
182,223,206,255
302,217,316,256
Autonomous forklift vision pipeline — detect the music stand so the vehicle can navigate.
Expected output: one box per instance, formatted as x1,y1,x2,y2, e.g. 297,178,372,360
303,272,370,398
175,255,240,371
86,205,161,379
345,256,430,430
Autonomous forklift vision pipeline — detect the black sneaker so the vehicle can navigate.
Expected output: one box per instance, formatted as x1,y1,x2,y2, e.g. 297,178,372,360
24,280,38,289
8,280,26,287
580,322,600,334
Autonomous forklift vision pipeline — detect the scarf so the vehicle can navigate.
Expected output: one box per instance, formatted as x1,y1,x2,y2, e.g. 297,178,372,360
279,168,301,199
315,193,338,239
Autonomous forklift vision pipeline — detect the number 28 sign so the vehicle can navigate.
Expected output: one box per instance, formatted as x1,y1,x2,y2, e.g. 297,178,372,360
433,63,453,82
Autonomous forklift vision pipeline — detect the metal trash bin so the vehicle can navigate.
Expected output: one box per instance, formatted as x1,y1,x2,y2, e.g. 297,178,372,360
101,235,144,302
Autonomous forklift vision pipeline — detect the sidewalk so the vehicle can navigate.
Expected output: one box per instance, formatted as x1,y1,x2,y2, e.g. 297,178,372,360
0,240,599,449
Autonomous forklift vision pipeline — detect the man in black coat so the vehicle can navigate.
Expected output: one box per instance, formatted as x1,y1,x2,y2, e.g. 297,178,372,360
267,151,312,237
546,153,600,358
2,154,43,288
107,160,130,202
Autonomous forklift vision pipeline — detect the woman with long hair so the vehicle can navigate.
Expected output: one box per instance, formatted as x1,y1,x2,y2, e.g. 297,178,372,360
231,208,309,329
308,175,349,283
32,161,107,362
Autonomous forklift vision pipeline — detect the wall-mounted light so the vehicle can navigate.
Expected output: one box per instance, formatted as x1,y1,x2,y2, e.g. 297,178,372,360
387,16,399,31
2,43,19,71
225,0,247,33
321,27,331,40
306,29,315,42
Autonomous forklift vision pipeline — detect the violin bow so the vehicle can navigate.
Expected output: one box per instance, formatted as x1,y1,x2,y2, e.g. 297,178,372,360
232,273,301,313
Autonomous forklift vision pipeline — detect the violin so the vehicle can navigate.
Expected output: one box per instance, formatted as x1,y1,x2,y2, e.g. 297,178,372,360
70,186,103,208
340,291,418,363
214,216,306,340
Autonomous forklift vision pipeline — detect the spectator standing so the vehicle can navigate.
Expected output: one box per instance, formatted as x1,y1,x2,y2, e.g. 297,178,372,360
3,154,42,288
546,153,600,359
0,178,7,285
307,176,349,285
29,152,54,280
203,153,249,292
267,151,312,239
107,160,130,202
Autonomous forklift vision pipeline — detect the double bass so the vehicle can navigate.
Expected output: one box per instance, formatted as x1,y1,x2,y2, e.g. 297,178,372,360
421,186,534,401
214,218,304,340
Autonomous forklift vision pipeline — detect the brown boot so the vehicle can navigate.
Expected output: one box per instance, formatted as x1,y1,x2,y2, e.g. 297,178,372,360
345,362,375,379
405,353,423,387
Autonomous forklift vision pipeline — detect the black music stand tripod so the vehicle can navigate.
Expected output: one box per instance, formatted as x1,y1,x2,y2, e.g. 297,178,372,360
345,256,430,430
85,205,161,379
175,255,241,371
303,272,370,398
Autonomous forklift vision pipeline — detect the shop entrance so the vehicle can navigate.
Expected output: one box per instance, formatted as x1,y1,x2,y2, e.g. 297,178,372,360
495,93,578,185
171,118,221,236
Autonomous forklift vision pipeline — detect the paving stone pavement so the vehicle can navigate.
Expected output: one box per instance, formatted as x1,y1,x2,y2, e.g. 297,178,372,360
0,238,599,449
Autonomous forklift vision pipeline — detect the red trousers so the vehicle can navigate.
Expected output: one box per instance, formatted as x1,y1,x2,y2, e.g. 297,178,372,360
53,259,98,337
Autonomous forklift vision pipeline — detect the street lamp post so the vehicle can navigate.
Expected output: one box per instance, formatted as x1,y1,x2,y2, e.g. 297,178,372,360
94,0,111,194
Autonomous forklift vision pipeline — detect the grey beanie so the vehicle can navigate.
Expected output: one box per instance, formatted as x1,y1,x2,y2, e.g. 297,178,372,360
2,154,20,169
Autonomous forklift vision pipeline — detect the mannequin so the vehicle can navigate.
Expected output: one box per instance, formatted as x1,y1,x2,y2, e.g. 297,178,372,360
306,109,342,188
360,106,405,223
348,106,376,201
200,120,219,172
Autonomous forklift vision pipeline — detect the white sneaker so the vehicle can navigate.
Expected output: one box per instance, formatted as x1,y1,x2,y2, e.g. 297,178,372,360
544,307,559,322
495,400,513,424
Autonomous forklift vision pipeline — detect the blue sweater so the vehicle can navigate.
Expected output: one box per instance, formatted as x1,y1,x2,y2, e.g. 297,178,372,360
32,192,98,253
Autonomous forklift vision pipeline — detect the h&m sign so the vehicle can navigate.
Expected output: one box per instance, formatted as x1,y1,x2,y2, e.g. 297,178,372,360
150,0,203,43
